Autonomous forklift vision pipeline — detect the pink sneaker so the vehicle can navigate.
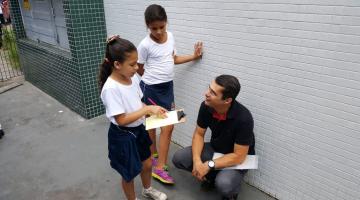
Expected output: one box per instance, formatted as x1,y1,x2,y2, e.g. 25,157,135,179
152,169,175,184
151,157,169,171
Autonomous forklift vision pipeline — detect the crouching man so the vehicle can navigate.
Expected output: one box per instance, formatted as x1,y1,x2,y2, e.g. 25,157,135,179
172,75,255,200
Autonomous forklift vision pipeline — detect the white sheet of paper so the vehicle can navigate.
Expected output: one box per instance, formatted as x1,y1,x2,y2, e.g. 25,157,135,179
213,153,258,170
145,110,185,130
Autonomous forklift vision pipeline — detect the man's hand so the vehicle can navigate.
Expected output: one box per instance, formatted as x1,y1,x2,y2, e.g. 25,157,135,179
192,160,202,177
192,160,210,181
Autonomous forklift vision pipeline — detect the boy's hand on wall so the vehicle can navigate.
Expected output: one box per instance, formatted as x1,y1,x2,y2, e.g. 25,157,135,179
193,42,203,59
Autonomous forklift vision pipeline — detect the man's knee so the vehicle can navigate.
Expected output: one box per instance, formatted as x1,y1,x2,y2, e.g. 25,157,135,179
172,146,192,169
215,174,241,196
172,150,182,168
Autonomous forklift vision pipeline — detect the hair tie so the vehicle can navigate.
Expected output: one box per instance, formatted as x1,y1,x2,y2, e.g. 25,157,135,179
106,35,120,44
104,58,110,63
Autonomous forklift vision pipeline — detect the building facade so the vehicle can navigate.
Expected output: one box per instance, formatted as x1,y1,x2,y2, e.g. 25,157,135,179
104,1,360,200
11,0,360,199
11,0,107,118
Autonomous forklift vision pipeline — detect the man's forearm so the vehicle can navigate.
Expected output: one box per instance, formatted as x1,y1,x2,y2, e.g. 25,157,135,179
192,133,204,163
213,153,246,169
213,144,249,169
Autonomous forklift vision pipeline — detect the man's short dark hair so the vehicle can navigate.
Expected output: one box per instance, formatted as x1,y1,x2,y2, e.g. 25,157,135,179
215,75,241,101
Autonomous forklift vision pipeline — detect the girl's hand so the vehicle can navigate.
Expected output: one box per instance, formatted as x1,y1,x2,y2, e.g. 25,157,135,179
147,105,167,118
193,42,203,59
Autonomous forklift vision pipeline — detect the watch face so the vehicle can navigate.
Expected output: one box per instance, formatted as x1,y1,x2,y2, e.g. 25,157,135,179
209,160,215,168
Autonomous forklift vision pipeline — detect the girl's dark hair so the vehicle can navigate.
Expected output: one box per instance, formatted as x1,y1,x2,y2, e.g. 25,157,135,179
144,4,167,26
215,75,241,101
98,37,137,90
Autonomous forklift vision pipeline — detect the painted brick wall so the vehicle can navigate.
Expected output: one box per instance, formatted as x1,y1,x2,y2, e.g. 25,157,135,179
104,1,360,199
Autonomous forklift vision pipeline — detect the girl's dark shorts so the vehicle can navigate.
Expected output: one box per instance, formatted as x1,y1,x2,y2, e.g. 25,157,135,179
140,80,175,111
108,123,152,182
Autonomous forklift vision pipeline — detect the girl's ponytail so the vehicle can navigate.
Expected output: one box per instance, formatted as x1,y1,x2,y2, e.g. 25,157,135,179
98,35,137,90
98,44,112,90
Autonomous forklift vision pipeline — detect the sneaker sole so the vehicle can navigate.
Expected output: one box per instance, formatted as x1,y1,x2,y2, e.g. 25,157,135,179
152,172,175,184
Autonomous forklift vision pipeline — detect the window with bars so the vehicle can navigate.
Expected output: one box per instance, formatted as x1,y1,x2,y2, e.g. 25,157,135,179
19,0,69,50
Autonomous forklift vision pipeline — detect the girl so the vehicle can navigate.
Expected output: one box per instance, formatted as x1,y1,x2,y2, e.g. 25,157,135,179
99,35,167,200
137,4,203,184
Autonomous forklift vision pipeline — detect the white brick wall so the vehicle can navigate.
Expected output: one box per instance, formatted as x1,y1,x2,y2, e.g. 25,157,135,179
104,1,360,199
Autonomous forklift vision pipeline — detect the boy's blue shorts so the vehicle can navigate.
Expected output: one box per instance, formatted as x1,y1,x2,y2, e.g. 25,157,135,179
108,123,152,182
140,80,175,111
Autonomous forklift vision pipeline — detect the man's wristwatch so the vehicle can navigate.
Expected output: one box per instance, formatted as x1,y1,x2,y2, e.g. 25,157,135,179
208,160,215,170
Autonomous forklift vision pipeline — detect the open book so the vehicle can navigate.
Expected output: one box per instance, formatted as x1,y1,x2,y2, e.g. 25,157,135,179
145,109,186,130
212,152,258,170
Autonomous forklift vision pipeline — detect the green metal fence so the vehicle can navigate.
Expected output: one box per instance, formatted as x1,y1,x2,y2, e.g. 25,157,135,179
0,24,22,82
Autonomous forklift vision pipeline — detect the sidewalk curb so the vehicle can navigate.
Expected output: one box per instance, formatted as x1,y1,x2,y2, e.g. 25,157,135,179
0,82,23,94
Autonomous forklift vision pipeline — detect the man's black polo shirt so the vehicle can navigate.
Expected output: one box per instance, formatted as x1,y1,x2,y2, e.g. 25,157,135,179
197,101,255,155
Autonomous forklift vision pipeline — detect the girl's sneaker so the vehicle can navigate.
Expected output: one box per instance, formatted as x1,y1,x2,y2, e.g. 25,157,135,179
162,165,169,171
151,157,169,171
152,169,174,184
142,186,167,200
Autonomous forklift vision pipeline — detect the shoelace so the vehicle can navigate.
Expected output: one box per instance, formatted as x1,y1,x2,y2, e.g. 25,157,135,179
156,170,173,181
152,158,169,171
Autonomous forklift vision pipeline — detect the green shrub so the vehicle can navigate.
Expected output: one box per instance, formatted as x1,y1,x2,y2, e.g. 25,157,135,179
2,27,20,69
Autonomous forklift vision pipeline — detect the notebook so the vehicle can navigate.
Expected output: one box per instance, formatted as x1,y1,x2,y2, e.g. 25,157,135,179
212,152,258,170
145,109,186,130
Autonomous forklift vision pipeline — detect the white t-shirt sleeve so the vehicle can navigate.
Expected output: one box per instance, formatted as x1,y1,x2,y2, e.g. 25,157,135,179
102,88,125,118
137,41,148,64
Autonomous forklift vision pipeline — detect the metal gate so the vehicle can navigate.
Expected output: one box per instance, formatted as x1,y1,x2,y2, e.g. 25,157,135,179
0,24,23,82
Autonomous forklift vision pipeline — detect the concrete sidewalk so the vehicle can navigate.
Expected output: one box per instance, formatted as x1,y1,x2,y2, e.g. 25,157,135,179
0,83,274,200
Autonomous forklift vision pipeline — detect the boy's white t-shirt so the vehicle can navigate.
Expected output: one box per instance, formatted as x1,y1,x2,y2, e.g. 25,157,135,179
100,75,144,127
137,31,176,85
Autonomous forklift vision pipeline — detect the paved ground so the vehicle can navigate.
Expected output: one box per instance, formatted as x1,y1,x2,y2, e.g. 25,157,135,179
0,82,275,200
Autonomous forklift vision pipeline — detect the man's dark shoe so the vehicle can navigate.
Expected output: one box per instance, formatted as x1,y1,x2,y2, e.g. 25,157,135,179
222,194,238,200
0,129,4,139
201,179,215,191
0,124,3,139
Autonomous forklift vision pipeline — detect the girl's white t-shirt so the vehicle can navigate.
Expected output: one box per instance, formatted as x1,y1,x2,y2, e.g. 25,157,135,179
100,75,144,127
137,31,176,85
